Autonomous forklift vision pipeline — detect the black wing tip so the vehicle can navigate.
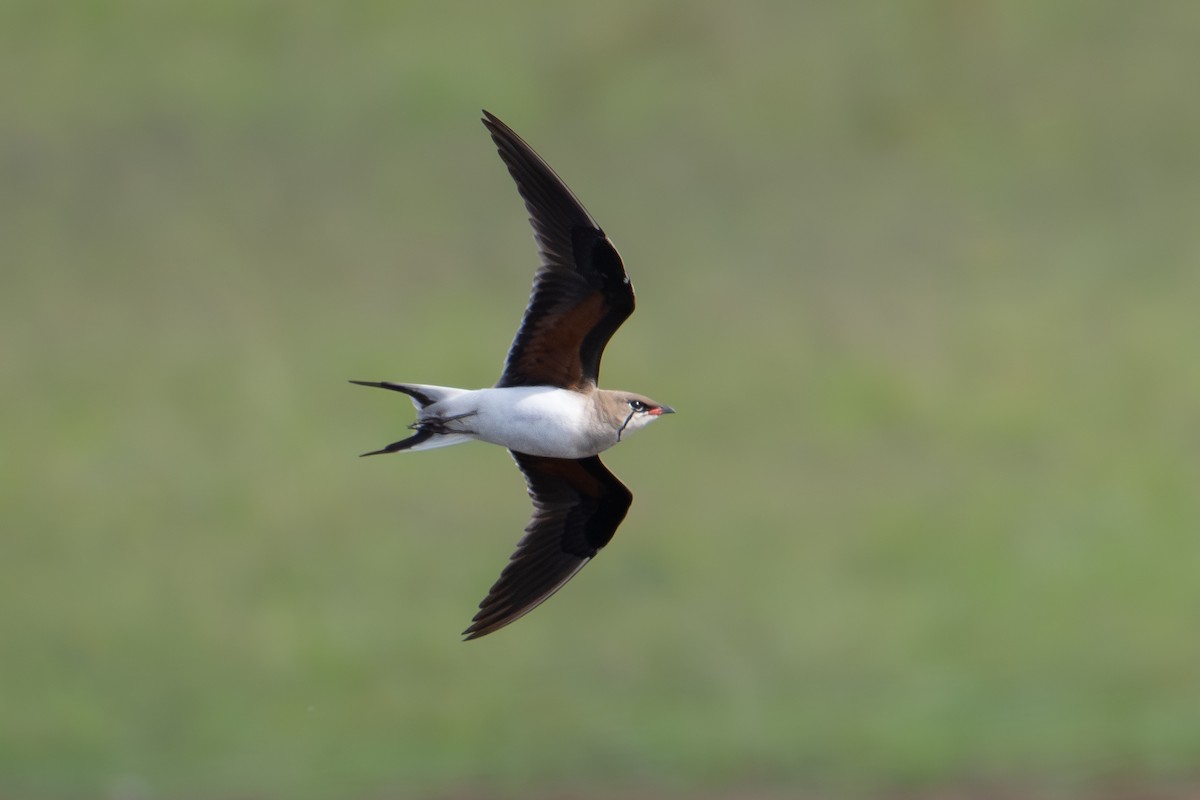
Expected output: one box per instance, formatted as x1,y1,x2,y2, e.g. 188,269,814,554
480,109,508,137
460,606,520,641
460,626,503,641
459,561,590,641
458,596,553,641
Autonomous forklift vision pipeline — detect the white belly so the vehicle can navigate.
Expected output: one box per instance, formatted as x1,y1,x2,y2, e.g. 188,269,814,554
430,386,612,458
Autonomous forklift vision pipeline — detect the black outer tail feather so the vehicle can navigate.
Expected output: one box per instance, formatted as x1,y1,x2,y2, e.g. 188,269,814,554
358,428,434,457
348,380,437,409
350,380,438,456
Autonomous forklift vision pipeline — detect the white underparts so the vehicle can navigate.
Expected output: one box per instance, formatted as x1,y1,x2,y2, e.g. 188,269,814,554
407,385,614,459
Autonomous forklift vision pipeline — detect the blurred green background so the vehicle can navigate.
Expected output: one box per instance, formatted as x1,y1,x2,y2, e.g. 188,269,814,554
4,1,1199,798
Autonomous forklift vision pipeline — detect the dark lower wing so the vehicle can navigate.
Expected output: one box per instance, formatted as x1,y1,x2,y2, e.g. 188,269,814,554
462,452,633,640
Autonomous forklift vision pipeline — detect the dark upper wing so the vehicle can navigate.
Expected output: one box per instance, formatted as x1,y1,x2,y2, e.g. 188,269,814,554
482,110,635,390
462,452,633,640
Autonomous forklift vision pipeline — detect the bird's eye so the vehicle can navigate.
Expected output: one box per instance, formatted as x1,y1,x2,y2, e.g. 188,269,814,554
629,399,647,412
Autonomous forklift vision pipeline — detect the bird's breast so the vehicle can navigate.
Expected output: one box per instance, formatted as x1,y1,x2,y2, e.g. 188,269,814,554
458,386,614,458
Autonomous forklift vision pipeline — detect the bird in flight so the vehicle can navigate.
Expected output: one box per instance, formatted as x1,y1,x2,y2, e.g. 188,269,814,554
353,111,674,640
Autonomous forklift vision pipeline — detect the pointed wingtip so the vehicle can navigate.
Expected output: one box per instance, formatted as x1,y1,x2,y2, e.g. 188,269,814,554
461,618,506,641
460,607,519,641
461,615,494,641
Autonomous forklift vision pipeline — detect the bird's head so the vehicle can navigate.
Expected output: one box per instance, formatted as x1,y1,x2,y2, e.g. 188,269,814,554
603,391,675,442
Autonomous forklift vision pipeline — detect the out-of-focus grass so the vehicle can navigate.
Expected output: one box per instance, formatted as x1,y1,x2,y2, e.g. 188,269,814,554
4,1,1200,798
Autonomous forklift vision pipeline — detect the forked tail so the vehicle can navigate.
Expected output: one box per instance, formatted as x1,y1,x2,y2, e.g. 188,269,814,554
349,381,473,456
